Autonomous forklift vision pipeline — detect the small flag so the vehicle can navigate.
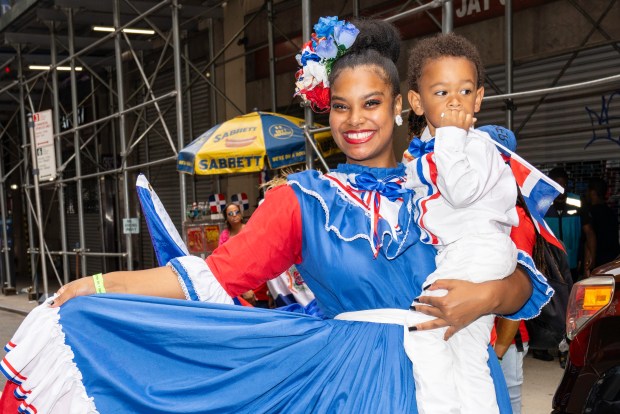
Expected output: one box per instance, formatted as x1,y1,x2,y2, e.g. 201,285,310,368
208,193,226,213
231,193,249,212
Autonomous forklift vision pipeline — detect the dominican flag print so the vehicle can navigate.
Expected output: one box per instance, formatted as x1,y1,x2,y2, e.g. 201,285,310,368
230,193,249,212
480,134,565,252
208,193,226,213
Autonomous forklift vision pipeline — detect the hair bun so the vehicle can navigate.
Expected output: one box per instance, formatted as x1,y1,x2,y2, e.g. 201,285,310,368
348,19,400,63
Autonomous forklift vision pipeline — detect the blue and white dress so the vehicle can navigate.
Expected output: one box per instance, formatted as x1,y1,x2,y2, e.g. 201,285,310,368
1,163,552,413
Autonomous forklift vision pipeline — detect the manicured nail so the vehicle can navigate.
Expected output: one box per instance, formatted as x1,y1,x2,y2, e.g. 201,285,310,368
409,305,417,312
408,326,418,332
50,301,55,306
423,284,431,291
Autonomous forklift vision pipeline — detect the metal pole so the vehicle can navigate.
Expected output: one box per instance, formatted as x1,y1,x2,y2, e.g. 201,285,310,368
50,22,70,284
353,0,360,18
172,0,187,221
18,45,38,295
0,134,11,291
384,0,446,23
67,9,87,277
91,75,107,273
208,18,217,123
108,68,123,270
504,0,513,131
267,0,277,112
26,112,49,297
442,0,453,33
184,42,197,202
114,0,133,270
302,0,314,170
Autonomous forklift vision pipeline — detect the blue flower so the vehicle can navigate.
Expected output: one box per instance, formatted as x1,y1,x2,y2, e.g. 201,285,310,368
313,16,338,38
315,36,338,59
300,50,321,66
334,21,359,48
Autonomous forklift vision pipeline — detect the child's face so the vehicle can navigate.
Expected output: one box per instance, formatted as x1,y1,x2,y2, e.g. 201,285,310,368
408,56,484,137
329,65,402,168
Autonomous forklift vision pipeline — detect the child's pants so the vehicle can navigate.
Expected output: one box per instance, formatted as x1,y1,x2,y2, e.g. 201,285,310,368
408,233,517,414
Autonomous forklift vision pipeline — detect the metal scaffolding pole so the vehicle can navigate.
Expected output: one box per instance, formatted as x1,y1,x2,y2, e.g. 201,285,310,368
92,75,107,273
442,0,453,33
267,0,276,112
302,0,314,170
67,9,87,277
18,46,38,294
208,18,218,124
505,0,513,130
172,0,187,222
114,0,133,270
26,111,49,297
0,136,11,292
50,22,70,284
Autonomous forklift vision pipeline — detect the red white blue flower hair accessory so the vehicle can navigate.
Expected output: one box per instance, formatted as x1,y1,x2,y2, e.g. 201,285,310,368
294,16,359,112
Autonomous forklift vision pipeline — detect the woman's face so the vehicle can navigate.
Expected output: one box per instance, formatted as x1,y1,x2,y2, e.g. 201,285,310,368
225,205,242,225
329,65,402,168
408,56,484,137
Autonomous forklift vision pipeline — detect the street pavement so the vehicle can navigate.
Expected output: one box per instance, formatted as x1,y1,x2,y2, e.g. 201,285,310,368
0,296,565,412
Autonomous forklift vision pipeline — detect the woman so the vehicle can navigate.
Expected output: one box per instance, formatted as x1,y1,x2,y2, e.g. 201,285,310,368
219,202,246,246
1,18,550,413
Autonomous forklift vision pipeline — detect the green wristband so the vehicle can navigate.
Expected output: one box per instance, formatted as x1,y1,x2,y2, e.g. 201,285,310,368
92,273,106,294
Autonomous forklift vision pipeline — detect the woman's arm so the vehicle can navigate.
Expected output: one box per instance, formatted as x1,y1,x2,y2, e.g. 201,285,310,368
493,318,521,359
51,266,185,307
413,266,532,340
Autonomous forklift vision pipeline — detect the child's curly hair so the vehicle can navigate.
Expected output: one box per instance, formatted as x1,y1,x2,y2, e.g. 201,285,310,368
407,33,485,92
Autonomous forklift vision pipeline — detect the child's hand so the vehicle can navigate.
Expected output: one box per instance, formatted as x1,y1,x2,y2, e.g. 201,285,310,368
439,109,476,131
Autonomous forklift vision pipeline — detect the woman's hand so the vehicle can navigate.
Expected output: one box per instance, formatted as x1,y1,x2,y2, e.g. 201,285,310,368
413,279,496,340
51,276,97,308
412,267,531,340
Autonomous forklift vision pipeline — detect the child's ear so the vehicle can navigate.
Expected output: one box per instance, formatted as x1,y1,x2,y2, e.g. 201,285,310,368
408,90,424,116
474,86,485,113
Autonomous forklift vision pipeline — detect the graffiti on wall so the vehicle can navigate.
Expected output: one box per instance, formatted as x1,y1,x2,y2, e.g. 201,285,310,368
584,91,620,149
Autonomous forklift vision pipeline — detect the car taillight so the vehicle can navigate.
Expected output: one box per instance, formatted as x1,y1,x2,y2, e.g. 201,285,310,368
566,276,615,340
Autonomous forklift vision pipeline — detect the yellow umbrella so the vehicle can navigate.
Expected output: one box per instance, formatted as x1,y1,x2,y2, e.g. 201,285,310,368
177,111,337,175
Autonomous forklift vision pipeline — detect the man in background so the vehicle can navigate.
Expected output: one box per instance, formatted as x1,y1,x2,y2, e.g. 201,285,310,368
586,177,620,268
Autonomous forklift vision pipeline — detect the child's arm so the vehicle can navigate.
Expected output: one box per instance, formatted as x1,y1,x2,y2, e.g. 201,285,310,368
433,110,509,208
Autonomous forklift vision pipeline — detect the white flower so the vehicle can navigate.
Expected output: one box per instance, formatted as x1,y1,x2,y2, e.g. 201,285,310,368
303,60,329,88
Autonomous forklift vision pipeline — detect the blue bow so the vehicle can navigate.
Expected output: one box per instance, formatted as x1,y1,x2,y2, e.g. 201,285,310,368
353,172,406,201
407,137,435,158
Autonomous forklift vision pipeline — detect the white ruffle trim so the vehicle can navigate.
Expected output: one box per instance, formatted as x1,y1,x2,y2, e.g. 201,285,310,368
167,255,234,304
1,300,98,413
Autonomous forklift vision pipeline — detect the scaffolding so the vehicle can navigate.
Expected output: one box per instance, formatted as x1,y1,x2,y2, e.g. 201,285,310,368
0,0,618,300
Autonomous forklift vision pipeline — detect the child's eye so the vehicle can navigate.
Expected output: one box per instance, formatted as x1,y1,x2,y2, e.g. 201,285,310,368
434,91,447,96
460,89,473,95
365,99,381,108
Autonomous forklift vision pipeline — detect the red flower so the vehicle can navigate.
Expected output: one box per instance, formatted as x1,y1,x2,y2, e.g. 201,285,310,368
304,84,331,112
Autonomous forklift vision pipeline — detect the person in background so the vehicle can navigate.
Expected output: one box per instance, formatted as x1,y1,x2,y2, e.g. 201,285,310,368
586,177,620,268
219,202,269,307
544,167,596,281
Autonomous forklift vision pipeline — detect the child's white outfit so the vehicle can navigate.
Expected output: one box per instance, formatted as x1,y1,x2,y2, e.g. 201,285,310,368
404,126,519,414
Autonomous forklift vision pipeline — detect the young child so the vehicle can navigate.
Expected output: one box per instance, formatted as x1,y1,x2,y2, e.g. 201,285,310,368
403,33,519,414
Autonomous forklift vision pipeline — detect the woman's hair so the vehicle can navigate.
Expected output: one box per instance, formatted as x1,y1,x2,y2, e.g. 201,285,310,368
329,18,401,97
224,202,245,230
407,32,485,93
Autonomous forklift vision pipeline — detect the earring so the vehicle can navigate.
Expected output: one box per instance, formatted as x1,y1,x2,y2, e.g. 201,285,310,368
394,114,403,126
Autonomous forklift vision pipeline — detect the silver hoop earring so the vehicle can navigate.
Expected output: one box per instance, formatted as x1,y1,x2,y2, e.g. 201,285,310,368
394,114,403,126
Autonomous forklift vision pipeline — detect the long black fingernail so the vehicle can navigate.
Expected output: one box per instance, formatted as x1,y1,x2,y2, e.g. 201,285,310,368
409,305,416,312
50,301,55,306
423,284,431,291
408,326,418,332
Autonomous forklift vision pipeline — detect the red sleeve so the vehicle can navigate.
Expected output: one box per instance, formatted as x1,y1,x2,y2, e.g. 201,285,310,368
510,205,535,256
207,184,303,297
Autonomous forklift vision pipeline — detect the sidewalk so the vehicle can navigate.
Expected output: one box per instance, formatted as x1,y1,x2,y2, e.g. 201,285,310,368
0,292,38,316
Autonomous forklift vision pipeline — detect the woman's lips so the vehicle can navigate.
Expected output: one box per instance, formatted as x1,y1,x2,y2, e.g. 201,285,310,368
343,130,375,144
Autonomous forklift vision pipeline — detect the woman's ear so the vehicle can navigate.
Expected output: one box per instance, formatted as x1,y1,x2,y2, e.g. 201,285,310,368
394,94,403,117
408,90,424,116
474,86,485,113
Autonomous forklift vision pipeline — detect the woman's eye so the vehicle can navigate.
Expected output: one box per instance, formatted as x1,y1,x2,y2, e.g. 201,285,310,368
365,99,381,108
331,103,347,110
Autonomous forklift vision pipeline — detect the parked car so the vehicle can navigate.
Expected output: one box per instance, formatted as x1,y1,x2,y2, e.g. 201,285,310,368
552,259,620,413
